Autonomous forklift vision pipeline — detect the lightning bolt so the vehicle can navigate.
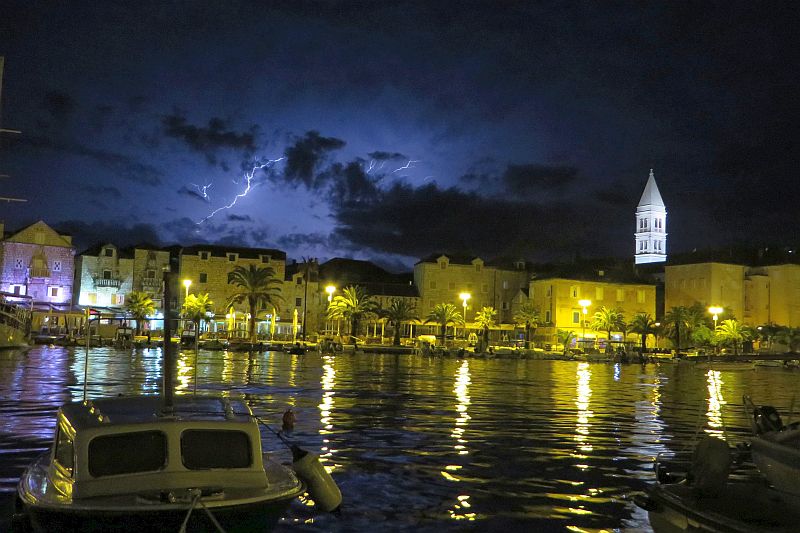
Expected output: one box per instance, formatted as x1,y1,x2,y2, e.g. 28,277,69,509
196,157,284,224
191,182,213,201
392,159,420,173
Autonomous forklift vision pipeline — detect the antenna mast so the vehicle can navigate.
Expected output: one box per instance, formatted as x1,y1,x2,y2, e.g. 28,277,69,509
0,56,27,203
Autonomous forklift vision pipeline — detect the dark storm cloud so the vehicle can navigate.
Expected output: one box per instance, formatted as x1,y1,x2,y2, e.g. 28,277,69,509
501,165,579,192
54,220,162,252
367,151,406,161
88,104,114,133
327,161,381,207
162,113,257,165
277,232,335,249
40,91,76,120
332,181,630,260
9,134,162,185
78,184,122,198
226,213,251,222
176,186,209,203
283,131,346,188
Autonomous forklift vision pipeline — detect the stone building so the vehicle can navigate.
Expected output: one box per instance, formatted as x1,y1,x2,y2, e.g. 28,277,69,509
177,244,286,336
665,261,800,327
0,220,75,309
74,244,134,309
413,254,529,327
530,273,657,349
74,243,170,311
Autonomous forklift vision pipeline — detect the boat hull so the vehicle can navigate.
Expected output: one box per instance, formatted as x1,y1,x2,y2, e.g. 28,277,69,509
750,431,800,510
17,493,295,532
640,480,800,533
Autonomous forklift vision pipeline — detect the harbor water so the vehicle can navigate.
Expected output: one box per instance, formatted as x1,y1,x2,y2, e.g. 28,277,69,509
1,346,797,532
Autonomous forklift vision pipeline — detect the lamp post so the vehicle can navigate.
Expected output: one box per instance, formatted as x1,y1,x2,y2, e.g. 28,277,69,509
709,306,723,354
459,292,471,339
654,322,661,350
183,279,192,299
325,285,336,335
578,299,591,351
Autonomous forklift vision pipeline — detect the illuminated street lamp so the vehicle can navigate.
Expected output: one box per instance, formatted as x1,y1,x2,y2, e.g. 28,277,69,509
709,306,723,353
182,279,192,298
654,322,661,350
325,285,337,336
578,299,591,350
459,292,471,339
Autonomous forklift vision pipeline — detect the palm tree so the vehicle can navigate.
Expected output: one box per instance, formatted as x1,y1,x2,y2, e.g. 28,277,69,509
715,319,750,355
379,298,418,346
125,291,155,335
630,312,657,354
474,306,497,352
327,285,377,346
776,327,800,353
591,306,624,353
182,293,214,338
664,306,691,351
425,303,463,346
557,329,575,355
513,302,540,349
181,293,213,392
227,265,283,343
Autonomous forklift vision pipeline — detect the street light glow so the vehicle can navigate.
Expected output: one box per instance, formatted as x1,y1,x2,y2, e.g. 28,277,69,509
325,285,336,302
183,279,192,298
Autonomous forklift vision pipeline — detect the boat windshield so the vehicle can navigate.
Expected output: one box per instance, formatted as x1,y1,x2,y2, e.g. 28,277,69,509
181,429,251,469
88,431,167,477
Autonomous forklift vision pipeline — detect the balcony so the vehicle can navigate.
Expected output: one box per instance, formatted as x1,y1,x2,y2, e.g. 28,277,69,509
141,277,161,290
95,277,121,288
28,268,51,278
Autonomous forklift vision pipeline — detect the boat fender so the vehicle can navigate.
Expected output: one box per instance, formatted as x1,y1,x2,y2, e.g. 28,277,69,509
282,408,296,432
292,445,342,513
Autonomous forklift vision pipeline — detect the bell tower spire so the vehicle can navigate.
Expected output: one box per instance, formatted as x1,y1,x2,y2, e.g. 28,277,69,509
634,169,667,264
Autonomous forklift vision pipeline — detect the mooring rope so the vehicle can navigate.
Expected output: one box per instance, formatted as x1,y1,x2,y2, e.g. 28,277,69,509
178,490,226,533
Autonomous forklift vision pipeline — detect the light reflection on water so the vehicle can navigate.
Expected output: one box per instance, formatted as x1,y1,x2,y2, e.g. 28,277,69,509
0,346,797,532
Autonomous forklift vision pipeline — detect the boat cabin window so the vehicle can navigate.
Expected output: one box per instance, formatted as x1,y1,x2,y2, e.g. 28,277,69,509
181,430,251,469
88,431,166,477
54,427,74,476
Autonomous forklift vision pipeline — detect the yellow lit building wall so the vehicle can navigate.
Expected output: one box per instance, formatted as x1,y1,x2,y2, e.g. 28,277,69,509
413,255,527,324
179,249,286,318
744,273,770,326
763,264,800,327
529,277,656,344
664,262,746,320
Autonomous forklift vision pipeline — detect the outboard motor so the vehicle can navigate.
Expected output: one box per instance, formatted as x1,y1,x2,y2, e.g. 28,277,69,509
753,405,783,434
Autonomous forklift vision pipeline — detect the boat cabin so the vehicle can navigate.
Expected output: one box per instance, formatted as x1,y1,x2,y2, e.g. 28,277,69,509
49,396,268,501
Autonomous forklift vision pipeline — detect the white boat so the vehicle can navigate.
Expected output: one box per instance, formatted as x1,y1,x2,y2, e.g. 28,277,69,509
13,396,306,532
12,273,342,532
745,395,800,510
0,291,32,349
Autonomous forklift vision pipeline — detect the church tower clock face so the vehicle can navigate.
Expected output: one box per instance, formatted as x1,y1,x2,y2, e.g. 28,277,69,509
635,169,667,265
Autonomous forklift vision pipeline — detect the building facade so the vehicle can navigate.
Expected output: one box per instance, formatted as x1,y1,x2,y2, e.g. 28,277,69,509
665,262,800,327
178,245,286,335
75,244,134,309
635,169,667,264
0,220,75,309
530,276,657,348
413,254,529,326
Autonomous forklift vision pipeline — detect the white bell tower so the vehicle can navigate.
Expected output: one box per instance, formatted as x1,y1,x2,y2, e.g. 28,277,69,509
635,169,667,264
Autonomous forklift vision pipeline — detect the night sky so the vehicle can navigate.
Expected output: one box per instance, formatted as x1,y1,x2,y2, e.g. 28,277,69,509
1,2,798,270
